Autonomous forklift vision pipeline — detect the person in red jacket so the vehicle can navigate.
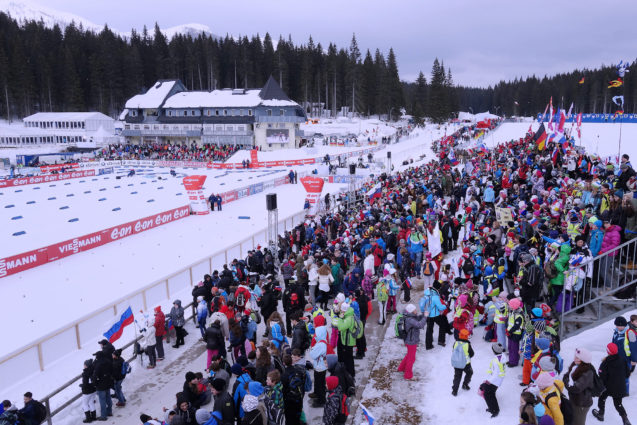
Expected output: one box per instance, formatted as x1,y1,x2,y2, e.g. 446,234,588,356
153,306,166,360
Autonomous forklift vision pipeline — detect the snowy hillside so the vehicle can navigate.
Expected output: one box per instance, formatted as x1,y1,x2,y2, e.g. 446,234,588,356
0,0,105,32
0,0,217,39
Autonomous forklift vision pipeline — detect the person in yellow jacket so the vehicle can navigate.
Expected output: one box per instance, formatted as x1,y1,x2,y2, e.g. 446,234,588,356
479,342,506,418
536,372,566,425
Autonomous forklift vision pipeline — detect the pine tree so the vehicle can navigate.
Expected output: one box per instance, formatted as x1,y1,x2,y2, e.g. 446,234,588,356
386,48,403,120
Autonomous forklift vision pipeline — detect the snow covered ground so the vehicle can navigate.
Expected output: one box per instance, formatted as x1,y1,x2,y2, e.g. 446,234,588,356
485,121,637,161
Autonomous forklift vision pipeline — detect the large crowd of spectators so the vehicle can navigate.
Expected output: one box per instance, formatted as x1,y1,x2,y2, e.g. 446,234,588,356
96,143,249,162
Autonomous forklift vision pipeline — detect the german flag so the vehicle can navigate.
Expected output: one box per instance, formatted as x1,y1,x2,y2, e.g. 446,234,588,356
578,77,585,84
534,123,547,151
608,78,623,88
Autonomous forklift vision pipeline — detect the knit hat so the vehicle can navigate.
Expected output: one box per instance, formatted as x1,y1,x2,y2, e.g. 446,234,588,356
535,372,555,389
185,371,196,382
539,415,556,425
531,307,543,318
607,343,619,355
211,378,225,392
248,381,264,397
574,347,592,364
326,376,339,391
231,363,243,376
491,343,504,354
335,293,346,303
594,220,603,228
459,329,470,340
615,316,628,327
457,294,468,307
538,356,555,372
195,409,211,425
237,356,249,367
508,298,521,310
140,414,152,424
405,304,416,314
383,269,389,276
340,302,350,312
313,315,326,328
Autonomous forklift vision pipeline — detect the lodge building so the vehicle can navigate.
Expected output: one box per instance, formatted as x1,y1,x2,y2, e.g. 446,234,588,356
121,76,306,151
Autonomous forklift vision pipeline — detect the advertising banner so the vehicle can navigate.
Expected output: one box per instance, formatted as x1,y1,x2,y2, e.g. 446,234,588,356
40,163,80,173
250,149,259,166
182,175,209,215
300,176,325,215
0,205,190,278
0,170,96,188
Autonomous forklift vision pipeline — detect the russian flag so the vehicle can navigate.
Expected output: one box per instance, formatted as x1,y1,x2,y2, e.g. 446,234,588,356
103,306,134,344
551,147,559,165
361,403,376,425
404,277,413,289
449,150,459,166
529,217,538,227
367,183,382,200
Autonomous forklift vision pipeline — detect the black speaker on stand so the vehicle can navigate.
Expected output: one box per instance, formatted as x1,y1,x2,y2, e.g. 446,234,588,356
266,193,277,211
349,164,356,175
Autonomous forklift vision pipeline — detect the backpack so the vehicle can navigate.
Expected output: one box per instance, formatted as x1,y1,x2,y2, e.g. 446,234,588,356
451,341,468,369
290,293,300,309
264,396,284,425
591,369,605,397
544,387,574,425
32,400,47,424
121,360,132,377
423,261,434,276
544,260,558,279
299,326,311,351
349,315,364,340
395,313,408,340
462,258,474,275
333,392,350,423
286,365,306,402
236,291,246,307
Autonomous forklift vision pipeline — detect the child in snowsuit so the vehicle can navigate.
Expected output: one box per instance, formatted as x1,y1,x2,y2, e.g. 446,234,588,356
480,342,506,418
451,329,474,396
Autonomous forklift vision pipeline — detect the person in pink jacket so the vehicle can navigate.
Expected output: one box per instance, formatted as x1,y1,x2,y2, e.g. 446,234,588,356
599,220,621,289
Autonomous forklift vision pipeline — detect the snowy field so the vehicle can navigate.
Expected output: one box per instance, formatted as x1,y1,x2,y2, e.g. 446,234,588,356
485,121,637,161
0,166,288,257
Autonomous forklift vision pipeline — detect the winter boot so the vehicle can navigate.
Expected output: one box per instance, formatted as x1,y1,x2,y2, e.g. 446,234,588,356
91,411,97,421
592,409,604,422
621,415,631,425
83,412,93,423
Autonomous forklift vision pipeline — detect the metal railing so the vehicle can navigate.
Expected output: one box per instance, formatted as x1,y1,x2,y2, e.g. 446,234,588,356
559,235,637,339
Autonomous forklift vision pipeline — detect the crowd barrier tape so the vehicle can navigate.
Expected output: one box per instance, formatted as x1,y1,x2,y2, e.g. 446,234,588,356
0,205,190,279
0,170,96,188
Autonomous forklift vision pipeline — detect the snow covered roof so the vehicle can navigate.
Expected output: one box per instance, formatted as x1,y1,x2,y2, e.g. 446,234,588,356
457,111,500,122
163,89,264,108
125,80,182,109
24,112,114,122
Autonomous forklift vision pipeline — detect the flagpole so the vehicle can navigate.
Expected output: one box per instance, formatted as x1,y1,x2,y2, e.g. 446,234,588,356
618,114,623,165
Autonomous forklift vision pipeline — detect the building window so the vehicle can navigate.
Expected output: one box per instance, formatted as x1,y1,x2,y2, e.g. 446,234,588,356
248,109,253,116
206,109,211,116
267,110,272,116
239,109,243,116
215,110,220,116
191,110,196,116
280,109,284,116
223,109,228,116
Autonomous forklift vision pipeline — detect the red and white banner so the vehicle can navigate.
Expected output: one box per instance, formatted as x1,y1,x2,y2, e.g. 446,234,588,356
0,170,96,189
40,163,80,173
250,149,259,167
0,206,190,278
183,175,209,215
300,176,325,215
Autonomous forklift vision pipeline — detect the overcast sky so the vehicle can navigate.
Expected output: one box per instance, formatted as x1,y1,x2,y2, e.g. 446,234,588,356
38,0,637,87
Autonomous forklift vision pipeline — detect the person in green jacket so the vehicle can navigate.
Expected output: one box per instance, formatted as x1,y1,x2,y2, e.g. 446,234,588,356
334,303,356,378
331,259,342,295
549,241,571,306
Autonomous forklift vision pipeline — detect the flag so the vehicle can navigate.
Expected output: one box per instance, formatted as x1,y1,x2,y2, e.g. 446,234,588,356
527,124,533,135
366,183,382,200
404,277,413,289
540,102,549,122
449,149,459,166
547,97,554,130
529,217,539,227
558,135,568,151
612,95,625,107
360,404,376,425
608,78,623,88
103,307,134,344
547,133,557,145
557,109,567,133
578,77,585,84
551,147,559,165
566,103,574,119
534,123,547,151
576,112,582,128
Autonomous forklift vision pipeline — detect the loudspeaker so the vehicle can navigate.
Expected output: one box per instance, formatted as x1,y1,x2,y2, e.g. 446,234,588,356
387,151,392,158
266,193,277,210
349,164,356,175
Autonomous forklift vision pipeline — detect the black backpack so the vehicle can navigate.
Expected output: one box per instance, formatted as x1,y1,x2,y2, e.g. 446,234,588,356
544,387,574,425
32,400,47,424
591,369,605,397
286,365,306,402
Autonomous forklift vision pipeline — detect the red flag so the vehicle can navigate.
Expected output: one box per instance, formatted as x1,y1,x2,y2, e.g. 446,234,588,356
557,109,567,133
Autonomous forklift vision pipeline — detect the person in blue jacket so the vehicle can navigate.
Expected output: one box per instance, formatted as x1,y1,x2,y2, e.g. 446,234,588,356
420,281,449,350
483,184,495,206
588,219,604,257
